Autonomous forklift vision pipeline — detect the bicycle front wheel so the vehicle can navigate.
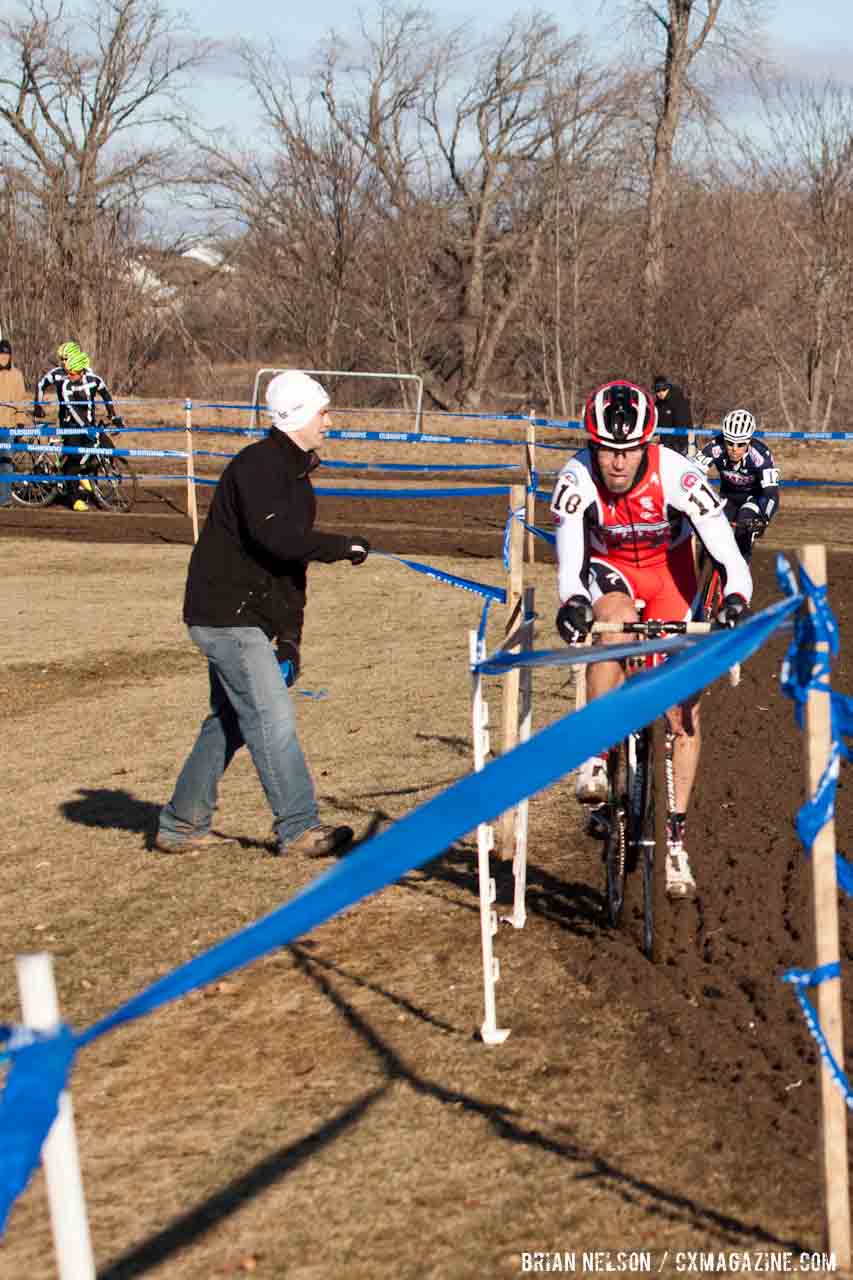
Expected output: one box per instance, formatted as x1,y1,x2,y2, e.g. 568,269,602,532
90,458,138,513
642,719,670,963
604,741,629,927
11,454,61,507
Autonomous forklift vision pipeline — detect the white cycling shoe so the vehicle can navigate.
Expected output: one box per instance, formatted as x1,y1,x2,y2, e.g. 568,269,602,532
575,755,608,804
665,843,696,899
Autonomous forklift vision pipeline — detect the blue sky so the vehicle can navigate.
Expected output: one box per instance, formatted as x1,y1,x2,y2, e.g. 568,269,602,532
186,0,853,135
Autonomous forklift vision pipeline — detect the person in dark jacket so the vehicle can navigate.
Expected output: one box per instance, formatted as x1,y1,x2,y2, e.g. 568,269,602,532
0,337,29,507
653,375,692,455
155,370,370,858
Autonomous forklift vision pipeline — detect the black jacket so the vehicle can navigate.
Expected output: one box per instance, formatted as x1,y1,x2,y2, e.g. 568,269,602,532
655,384,692,455
183,429,352,650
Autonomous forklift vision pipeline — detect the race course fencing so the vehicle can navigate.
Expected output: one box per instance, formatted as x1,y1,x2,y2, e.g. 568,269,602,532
1,549,852,1274
4,396,853,548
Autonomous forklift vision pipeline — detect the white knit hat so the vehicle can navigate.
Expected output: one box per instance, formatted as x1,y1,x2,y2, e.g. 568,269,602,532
266,370,330,432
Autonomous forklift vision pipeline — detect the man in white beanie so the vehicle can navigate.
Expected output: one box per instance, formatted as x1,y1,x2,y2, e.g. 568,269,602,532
154,370,370,858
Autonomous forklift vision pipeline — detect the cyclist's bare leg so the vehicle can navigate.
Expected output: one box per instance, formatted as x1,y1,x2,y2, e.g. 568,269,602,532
587,593,639,701
666,696,701,814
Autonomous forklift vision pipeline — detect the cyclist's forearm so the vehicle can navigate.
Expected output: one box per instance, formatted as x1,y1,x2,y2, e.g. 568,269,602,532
555,520,589,600
759,491,779,518
696,514,753,601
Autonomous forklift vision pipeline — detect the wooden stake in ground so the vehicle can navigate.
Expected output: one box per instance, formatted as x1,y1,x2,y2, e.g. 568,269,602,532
501,484,525,854
16,953,95,1280
524,413,536,565
800,543,851,1271
185,397,199,545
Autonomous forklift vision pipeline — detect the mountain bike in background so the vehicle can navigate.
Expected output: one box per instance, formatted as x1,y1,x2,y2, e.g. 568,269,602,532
10,419,138,513
593,611,711,963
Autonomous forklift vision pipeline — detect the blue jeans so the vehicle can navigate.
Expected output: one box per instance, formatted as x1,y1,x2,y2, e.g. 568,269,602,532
0,431,11,507
158,625,318,848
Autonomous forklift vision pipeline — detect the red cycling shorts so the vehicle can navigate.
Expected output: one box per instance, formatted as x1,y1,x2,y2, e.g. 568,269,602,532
587,539,701,621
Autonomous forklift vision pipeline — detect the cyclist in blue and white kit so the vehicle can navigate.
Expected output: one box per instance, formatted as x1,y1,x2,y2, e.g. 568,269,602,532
694,409,779,560
33,345,124,511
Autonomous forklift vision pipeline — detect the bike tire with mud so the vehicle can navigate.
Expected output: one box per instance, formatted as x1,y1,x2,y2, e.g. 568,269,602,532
90,459,139,513
11,454,61,508
642,718,672,963
604,742,629,927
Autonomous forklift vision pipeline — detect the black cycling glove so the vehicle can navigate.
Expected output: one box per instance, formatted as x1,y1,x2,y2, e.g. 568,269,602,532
345,536,370,566
716,593,748,627
556,596,594,645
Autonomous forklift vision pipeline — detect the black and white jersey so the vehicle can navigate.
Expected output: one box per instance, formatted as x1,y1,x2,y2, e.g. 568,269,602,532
36,366,117,432
694,434,780,520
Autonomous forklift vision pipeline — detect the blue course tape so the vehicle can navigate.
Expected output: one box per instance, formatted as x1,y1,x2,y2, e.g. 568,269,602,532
777,555,842,845
5,442,192,460
327,429,525,448
502,506,526,569
782,966,853,1110
777,554,853,1112
475,635,696,675
11,426,189,437
375,551,505,603
319,459,519,473
314,485,511,499
0,592,799,1234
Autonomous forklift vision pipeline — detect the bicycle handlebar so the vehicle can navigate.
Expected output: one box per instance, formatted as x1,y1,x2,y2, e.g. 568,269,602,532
591,620,713,636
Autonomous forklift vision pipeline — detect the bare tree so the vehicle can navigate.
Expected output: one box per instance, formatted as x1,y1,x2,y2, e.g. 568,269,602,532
0,0,210,375
320,5,615,409
736,81,853,433
632,0,766,364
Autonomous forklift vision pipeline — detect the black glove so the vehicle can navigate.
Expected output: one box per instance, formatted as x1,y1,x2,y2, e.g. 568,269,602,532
345,535,370,566
753,516,768,539
275,640,300,687
556,595,594,645
32,403,45,420
111,414,125,429
716,593,748,628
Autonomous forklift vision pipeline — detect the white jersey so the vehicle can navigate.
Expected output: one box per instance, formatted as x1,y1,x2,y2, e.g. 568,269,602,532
550,443,753,604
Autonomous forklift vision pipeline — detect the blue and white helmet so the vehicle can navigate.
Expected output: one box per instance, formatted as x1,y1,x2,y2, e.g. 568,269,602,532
722,409,756,444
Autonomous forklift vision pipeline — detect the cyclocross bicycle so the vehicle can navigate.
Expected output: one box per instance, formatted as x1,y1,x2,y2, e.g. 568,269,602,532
11,419,138,513
592,612,711,963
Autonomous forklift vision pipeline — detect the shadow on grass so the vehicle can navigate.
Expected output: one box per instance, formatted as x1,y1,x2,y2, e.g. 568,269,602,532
97,1085,388,1279
290,948,810,1255
399,843,605,940
98,941,806,1277
59,787,160,836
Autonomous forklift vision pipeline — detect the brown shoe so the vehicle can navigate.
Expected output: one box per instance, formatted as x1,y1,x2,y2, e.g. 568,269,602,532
152,831,237,855
278,824,354,858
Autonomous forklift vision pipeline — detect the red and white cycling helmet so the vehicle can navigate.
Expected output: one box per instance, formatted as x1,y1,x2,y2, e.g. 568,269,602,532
584,381,657,450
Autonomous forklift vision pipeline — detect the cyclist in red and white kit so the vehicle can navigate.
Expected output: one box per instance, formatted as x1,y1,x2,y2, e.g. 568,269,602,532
552,380,753,899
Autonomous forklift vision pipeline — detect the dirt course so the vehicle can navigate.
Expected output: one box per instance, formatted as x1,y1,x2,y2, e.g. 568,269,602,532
0,480,852,1279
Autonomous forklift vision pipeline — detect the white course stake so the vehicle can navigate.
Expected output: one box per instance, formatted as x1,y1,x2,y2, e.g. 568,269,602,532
185,397,199,545
503,587,535,930
16,953,95,1280
469,631,510,1045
